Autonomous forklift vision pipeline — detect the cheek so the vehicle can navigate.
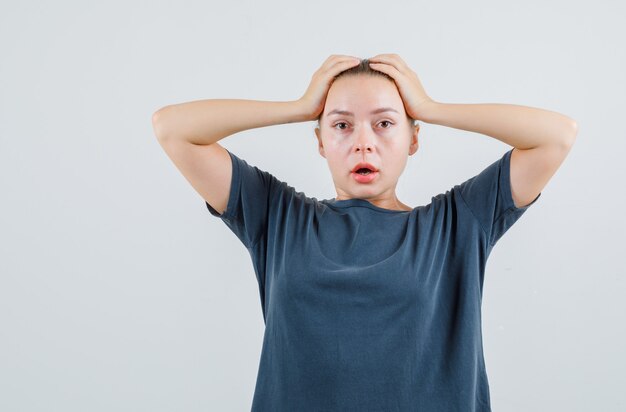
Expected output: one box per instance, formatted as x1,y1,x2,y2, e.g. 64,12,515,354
325,134,350,148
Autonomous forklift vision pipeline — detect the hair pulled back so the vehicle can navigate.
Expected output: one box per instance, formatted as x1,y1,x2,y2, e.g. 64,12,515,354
316,58,417,130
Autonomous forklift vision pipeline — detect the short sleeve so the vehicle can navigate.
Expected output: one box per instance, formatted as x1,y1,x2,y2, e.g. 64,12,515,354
205,149,278,249
456,148,541,247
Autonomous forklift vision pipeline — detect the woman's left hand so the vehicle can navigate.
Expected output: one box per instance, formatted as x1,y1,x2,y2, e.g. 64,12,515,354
368,53,436,121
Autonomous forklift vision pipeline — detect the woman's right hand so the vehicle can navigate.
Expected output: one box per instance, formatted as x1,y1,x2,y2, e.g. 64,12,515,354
296,55,362,122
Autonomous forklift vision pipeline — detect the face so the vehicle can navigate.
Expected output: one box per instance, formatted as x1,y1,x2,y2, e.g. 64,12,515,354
315,74,419,201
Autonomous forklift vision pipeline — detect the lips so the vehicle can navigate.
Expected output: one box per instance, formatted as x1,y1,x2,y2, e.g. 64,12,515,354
351,162,379,173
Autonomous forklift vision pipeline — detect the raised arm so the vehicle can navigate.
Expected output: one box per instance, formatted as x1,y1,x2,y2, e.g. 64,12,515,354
151,99,308,215
419,102,577,209
150,54,362,215
367,53,578,209
151,99,310,145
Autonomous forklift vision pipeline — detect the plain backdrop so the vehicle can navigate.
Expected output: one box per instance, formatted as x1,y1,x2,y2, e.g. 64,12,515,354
1,1,624,411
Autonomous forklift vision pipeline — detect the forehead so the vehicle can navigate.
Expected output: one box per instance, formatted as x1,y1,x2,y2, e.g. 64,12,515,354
327,107,400,117
324,75,404,116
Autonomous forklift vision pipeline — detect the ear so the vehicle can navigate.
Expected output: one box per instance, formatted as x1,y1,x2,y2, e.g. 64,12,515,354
315,127,326,158
408,123,420,156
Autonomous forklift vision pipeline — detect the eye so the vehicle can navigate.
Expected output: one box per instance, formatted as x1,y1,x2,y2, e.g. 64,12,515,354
332,122,349,130
332,121,394,131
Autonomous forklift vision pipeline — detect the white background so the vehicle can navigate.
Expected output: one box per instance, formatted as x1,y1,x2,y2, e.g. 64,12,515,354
1,0,624,410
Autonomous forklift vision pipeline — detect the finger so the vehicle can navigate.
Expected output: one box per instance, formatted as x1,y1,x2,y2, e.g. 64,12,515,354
318,56,360,75
326,54,361,66
370,53,402,61
368,62,402,79
368,54,408,73
328,56,361,73
369,56,400,73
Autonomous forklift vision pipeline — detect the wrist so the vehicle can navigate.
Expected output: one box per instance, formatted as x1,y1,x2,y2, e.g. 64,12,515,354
289,99,316,123
417,100,443,124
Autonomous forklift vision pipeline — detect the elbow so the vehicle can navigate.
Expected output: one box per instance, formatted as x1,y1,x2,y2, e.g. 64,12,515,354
558,117,578,149
566,119,578,147
152,107,171,141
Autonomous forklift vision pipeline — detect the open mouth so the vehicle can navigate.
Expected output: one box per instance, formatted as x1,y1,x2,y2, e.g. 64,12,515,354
351,162,379,175
355,168,374,175
351,166,379,183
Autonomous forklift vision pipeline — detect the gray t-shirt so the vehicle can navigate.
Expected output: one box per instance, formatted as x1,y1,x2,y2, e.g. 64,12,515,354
205,148,541,411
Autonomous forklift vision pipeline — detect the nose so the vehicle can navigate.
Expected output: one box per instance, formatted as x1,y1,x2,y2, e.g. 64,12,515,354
353,127,375,153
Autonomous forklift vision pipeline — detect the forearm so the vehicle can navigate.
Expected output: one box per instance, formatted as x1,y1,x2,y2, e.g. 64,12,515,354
420,102,578,149
152,99,310,145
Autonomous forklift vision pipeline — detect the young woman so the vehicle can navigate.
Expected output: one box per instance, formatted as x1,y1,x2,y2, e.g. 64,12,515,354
152,54,577,411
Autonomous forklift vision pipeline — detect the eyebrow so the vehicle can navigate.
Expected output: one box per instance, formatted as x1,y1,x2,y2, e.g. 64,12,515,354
326,107,399,116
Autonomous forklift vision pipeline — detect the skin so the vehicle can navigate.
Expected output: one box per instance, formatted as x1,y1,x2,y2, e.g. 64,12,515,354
303,52,574,214
314,74,420,212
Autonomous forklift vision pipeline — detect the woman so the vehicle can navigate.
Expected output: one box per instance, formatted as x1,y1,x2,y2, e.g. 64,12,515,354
152,54,577,411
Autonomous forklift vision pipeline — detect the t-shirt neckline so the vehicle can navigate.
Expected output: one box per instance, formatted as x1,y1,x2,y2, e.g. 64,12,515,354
325,198,413,214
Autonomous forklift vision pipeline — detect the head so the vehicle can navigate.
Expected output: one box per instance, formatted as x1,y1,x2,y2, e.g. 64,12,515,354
314,58,420,203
